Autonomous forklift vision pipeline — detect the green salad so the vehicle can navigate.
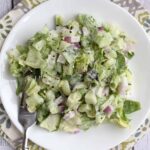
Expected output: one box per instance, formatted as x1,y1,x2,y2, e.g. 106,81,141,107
8,14,141,133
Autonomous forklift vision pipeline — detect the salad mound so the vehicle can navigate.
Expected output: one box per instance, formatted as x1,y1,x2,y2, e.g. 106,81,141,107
8,14,141,133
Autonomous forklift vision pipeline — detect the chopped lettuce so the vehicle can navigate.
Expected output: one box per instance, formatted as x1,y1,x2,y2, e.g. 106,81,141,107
59,119,79,133
80,115,95,130
40,114,60,131
25,76,40,96
46,90,55,101
67,91,82,109
115,108,129,128
59,80,71,96
85,90,97,105
116,52,126,74
123,100,141,114
25,49,45,69
26,93,44,112
37,103,49,123
55,15,64,26
75,53,93,73
77,14,97,30
48,100,59,114
8,14,140,132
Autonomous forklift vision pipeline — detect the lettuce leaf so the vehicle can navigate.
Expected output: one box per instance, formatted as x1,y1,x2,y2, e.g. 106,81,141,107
123,100,141,114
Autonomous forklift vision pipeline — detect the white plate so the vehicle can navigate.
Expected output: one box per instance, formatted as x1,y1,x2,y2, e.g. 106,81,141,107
0,0,150,149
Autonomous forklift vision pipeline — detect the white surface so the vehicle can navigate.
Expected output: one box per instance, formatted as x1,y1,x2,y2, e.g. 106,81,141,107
139,0,150,10
0,0,150,149
0,0,12,19
0,137,13,150
134,134,150,150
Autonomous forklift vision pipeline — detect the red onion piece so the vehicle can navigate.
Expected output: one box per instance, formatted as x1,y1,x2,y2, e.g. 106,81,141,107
74,42,81,49
58,105,65,113
73,129,80,134
64,36,72,43
98,26,104,31
103,105,113,115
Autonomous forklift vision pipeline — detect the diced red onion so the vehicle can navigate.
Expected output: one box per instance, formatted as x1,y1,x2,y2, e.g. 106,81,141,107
73,129,80,134
64,36,72,43
98,26,104,31
74,42,81,49
63,111,75,120
103,105,113,115
58,105,65,113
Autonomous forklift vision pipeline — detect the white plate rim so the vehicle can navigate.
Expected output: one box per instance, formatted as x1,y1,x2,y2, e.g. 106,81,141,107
0,0,150,149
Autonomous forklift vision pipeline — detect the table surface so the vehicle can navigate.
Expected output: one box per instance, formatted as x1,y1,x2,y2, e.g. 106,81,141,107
0,0,150,149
